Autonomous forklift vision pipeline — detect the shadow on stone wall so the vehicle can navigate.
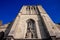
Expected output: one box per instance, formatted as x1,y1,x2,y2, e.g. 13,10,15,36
0,31,4,40
3,21,15,40
4,21,14,37
36,6,52,40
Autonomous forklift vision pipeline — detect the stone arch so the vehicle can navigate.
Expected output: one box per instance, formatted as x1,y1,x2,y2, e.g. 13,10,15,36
25,19,37,38
26,19,35,26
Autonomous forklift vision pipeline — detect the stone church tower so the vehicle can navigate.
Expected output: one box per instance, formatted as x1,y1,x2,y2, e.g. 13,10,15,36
0,5,60,40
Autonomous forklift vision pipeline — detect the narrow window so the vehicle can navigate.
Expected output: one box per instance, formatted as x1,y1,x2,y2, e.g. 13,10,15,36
26,6,30,14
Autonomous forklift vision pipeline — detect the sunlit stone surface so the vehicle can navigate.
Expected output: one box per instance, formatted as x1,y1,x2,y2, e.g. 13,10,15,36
0,5,60,40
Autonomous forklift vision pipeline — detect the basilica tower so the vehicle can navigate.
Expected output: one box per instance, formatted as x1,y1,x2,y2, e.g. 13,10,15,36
3,5,60,40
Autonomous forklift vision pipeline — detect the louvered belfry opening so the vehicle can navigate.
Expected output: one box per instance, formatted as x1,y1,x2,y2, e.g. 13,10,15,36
26,6,38,15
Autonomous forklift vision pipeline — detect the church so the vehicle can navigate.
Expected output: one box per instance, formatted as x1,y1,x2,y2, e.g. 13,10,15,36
0,5,60,40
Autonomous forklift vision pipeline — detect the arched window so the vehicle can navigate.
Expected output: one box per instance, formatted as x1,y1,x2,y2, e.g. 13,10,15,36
25,19,37,38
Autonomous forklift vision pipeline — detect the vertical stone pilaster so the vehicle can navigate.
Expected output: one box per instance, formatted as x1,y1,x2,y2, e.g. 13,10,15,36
35,21,41,39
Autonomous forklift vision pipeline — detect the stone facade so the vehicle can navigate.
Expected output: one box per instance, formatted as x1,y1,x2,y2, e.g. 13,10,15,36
0,5,60,40
0,20,2,26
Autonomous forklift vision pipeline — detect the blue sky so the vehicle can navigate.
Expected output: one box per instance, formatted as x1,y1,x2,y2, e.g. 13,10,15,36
0,0,60,24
